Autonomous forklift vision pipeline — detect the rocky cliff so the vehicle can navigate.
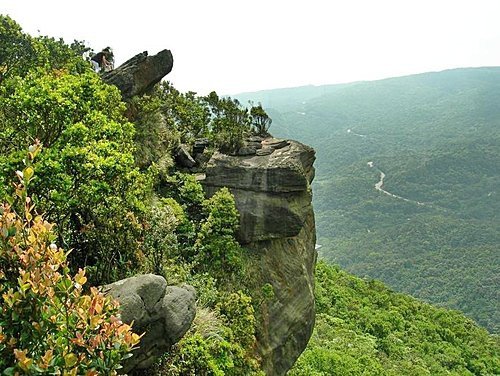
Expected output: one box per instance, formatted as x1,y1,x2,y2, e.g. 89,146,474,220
203,138,317,376
99,48,316,373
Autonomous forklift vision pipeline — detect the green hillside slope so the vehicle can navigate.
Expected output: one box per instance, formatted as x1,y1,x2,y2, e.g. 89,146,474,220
236,68,500,333
290,261,500,375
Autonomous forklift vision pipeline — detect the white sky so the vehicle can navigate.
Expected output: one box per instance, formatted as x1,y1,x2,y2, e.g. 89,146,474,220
3,0,500,95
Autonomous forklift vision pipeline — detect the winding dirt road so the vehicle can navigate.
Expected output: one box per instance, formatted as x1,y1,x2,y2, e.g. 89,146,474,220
368,162,425,206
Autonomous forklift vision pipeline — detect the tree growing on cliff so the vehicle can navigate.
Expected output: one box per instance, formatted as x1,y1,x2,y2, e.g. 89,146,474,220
195,188,243,280
0,30,152,285
0,15,36,83
249,102,272,137
204,91,251,154
0,14,87,84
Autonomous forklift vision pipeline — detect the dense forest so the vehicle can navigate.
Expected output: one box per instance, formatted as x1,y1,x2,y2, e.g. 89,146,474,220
291,261,499,375
1,15,499,375
236,68,500,334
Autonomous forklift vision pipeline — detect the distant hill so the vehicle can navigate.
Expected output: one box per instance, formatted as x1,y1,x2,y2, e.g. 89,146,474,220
235,67,500,333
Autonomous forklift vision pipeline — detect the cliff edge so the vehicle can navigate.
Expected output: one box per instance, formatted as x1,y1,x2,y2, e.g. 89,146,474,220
203,138,317,376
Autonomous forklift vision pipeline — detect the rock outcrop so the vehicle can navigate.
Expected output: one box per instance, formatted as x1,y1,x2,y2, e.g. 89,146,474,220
103,274,196,372
102,49,173,99
203,138,316,376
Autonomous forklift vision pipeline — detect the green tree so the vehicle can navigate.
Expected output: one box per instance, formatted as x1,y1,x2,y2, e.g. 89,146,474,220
249,102,272,136
195,188,243,280
204,92,251,154
0,14,36,83
0,69,151,285
0,14,87,84
158,82,210,144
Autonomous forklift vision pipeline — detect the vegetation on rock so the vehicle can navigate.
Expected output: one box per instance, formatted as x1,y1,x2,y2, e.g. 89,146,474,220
0,15,266,374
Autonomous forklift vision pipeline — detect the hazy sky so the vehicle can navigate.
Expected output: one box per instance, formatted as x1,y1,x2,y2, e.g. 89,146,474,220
3,0,500,95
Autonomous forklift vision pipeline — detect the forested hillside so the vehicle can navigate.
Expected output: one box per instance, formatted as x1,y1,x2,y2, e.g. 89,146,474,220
290,261,500,375
236,68,500,333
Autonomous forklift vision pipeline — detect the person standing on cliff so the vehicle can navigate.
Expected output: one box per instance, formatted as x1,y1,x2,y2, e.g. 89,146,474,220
90,47,114,72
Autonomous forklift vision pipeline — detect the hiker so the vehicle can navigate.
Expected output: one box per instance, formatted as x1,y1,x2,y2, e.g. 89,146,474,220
90,47,114,72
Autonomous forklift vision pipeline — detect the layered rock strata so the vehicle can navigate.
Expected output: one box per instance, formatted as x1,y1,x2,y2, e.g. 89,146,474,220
203,138,316,376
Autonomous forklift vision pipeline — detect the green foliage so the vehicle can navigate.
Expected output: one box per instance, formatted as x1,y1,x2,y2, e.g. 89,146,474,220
142,200,179,275
150,292,262,376
290,261,500,375
127,91,178,170
0,145,140,374
0,15,36,83
249,102,272,137
195,188,243,280
163,172,205,224
159,179,243,281
157,82,210,145
0,62,151,285
0,14,87,84
204,91,251,154
216,291,257,350
1,70,125,150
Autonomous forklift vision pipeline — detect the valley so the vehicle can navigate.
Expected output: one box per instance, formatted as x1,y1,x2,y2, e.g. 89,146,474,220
236,67,500,333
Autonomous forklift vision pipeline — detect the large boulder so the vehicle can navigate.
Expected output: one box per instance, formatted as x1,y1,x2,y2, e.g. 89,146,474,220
202,138,316,376
175,144,197,168
102,49,173,99
103,274,196,372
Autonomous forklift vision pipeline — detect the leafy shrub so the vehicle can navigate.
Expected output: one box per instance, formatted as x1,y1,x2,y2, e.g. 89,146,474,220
1,70,126,151
249,102,272,137
150,292,262,376
204,92,251,154
157,82,210,145
0,15,88,84
0,69,152,285
127,92,178,171
195,188,243,280
142,200,179,275
162,172,206,234
0,144,140,374
0,15,36,83
216,291,258,352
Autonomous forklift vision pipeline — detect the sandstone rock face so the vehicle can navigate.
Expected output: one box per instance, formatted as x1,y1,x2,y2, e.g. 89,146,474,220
102,49,173,99
204,139,315,244
103,274,196,372
203,139,316,376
